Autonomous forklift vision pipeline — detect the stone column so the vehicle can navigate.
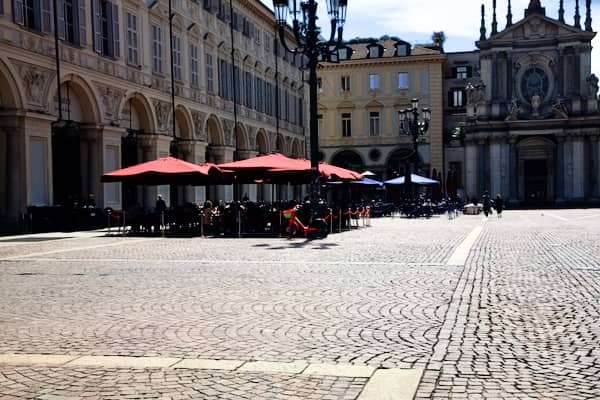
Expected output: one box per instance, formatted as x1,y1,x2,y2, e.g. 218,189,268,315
6,129,22,221
236,150,258,201
508,137,518,202
490,137,502,196
81,126,102,207
208,145,235,203
478,138,487,195
571,134,585,200
464,139,478,201
140,139,156,210
179,142,195,204
591,135,600,198
555,136,565,202
563,135,573,200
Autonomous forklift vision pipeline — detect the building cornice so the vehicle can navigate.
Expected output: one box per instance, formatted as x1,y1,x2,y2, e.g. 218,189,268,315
320,54,446,70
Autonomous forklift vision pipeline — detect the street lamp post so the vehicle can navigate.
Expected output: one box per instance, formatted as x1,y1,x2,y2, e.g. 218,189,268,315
399,98,430,198
272,0,348,200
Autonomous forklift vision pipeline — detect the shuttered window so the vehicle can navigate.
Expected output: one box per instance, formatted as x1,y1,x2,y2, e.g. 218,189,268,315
13,0,51,33
190,44,198,86
205,53,214,94
125,11,138,65
172,34,182,81
56,0,85,45
93,0,119,57
151,24,163,73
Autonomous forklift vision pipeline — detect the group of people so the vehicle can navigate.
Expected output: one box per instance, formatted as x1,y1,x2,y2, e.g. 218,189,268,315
481,191,504,218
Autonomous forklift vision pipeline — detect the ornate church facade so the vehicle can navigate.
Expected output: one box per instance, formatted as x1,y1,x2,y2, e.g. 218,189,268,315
460,0,599,205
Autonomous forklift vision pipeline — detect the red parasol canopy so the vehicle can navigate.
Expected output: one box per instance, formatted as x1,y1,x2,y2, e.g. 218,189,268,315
218,153,362,183
218,153,308,170
101,156,230,186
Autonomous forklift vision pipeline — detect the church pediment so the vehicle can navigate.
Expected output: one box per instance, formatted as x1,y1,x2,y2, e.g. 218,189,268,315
365,100,384,109
336,100,355,110
481,15,584,45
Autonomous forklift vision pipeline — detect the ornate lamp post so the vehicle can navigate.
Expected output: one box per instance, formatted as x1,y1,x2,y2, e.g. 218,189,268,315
399,98,430,197
272,0,348,199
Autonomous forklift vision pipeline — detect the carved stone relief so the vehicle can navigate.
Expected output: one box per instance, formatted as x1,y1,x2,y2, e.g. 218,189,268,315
191,110,207,141
247,127,257,149
152,99,171,132
94,82,126,121
222,119,234,146
12,60,53,108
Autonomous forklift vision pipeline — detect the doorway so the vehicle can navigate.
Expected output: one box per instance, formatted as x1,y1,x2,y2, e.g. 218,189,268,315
524,159,547,204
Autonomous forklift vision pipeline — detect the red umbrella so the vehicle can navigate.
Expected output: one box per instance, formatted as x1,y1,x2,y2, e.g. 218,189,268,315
219,153,362,183
318,162,363,180
101,156,230,186
218,153,307,170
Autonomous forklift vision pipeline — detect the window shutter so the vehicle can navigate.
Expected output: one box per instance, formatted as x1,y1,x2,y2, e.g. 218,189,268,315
41,0,51,33
77,0,86,46
92,0,102,53
111,2,120,57
12,0,24,24
57,0,66,40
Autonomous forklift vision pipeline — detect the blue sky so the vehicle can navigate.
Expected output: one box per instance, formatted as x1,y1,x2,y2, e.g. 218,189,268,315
264,0,600,79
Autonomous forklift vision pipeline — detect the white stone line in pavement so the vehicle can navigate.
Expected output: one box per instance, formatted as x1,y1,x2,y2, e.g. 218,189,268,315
174,359,245,370
358,368,424,400
0,238,158,261
0,354,78,366
65,355,181,368
0,354,401,380
238,360,308,374
302,363,375,378
2,257,447,266
446,226,483,266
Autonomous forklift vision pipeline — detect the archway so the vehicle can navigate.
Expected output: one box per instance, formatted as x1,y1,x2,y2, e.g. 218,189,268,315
386,147,416,180
120,93,154,209
256,130,269,154
331,150,365,172
204,115,223,163
276,134,285,154
0,59,23,230
51,76,100,208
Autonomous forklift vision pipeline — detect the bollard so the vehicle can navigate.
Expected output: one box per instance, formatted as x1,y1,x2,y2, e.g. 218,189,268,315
161,211,165,237
122,211,126,234
339,209,342,233
200,216,204,237
279,207,283,238
107,211,111,235
238,209,242,238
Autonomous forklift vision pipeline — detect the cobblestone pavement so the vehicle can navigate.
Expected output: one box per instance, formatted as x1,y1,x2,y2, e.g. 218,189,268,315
0,210,599,399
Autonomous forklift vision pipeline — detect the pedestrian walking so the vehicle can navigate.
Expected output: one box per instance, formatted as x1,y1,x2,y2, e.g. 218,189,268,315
482,191,492,217
494,194,504,218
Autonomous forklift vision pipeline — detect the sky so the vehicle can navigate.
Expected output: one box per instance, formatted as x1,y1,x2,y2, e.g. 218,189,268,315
264,0,600,79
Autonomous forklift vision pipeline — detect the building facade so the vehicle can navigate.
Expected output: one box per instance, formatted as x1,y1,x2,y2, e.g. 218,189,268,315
316,39,444,182
455,0,599,205
0,0,306,232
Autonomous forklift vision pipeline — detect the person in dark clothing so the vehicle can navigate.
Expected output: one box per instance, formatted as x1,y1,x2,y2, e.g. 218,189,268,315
494,194,504,218
482,191,492,217
155,195,167,213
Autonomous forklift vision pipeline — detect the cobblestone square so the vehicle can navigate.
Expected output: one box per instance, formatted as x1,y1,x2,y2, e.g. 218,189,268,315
0,210,599,399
